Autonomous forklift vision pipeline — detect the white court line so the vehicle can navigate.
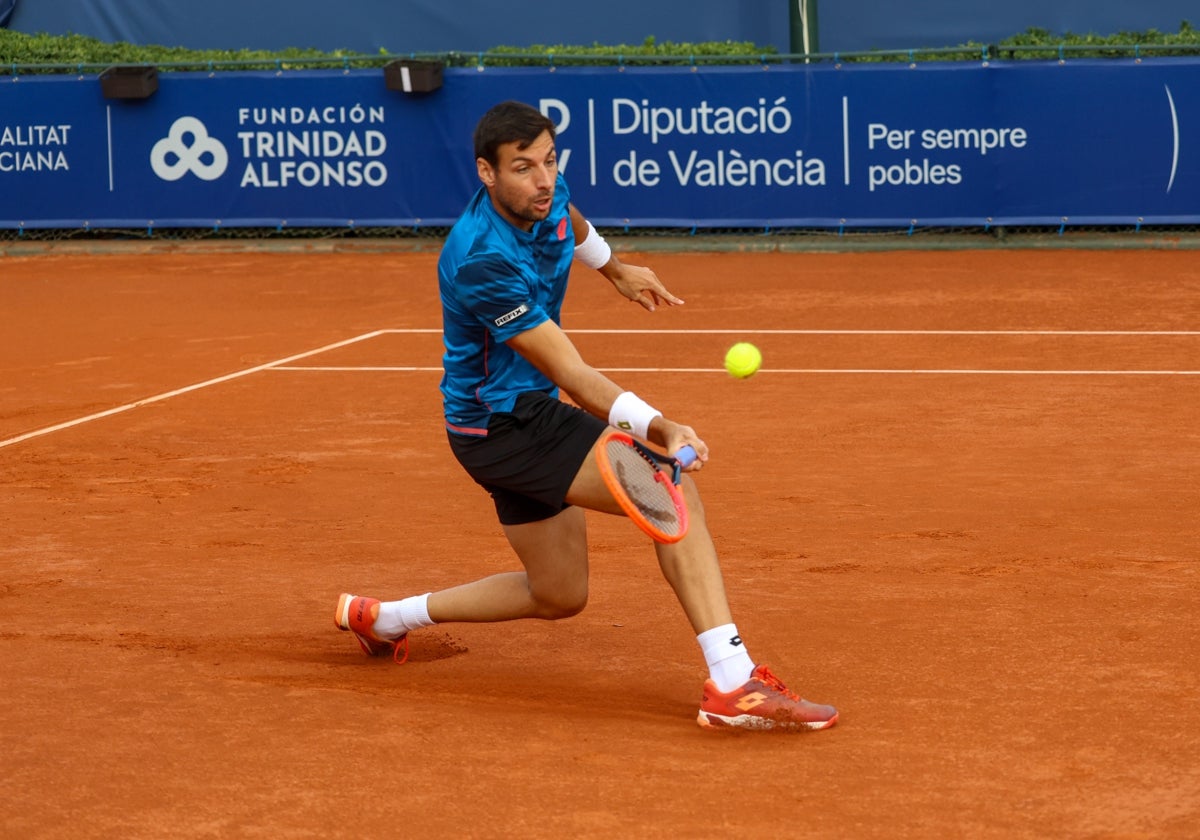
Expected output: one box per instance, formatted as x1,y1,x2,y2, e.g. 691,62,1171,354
565,330,1200,336
750,369,1200,375
273,366,439,371
273,366,1200,375
6,327,1198,450
379,328,1200,336
0,330,388,450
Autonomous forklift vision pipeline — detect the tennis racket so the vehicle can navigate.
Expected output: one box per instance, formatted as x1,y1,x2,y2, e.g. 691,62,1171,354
595,431,698,544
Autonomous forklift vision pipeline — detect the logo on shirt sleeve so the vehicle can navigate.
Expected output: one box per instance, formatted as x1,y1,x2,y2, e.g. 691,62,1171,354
494,304,530,327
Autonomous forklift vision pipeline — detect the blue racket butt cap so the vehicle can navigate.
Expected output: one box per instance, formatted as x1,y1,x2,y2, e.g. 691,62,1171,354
674,445,698,467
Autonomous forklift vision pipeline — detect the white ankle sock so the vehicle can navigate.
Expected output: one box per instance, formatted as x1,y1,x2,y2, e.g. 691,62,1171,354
374,593,435,639
697,623,756,693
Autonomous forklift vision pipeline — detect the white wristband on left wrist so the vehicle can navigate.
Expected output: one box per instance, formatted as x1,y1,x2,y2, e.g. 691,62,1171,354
574,220,612,270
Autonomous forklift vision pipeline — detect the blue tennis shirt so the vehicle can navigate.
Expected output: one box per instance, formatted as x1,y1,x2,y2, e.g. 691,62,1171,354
438,172,575,436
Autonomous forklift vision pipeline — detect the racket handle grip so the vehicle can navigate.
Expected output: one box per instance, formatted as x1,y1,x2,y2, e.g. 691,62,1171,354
674,445,698,467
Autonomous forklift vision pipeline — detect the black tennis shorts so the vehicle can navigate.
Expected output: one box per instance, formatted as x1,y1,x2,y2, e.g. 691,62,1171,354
447,390,608,526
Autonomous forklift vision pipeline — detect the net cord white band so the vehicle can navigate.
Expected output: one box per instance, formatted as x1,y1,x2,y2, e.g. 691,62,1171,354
608,391,661,440
574,221,612,269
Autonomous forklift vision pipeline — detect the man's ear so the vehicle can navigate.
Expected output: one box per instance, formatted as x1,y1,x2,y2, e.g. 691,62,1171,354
476,157,494,187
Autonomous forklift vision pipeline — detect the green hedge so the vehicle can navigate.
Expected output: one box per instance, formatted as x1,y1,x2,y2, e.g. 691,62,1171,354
1,24,1198,74
0,29,360,71
0,31,777,72
1000,19,1200,56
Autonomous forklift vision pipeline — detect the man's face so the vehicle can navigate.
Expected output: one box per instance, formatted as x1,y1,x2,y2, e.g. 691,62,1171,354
477,129,557,231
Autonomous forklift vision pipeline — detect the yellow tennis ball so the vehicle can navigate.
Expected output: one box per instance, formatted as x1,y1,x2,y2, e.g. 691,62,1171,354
724,342,762,379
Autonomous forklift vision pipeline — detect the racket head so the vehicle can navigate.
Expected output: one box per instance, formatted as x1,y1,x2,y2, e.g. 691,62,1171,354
594,431,690,544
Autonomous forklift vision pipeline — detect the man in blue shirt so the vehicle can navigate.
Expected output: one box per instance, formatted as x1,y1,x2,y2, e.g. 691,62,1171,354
336,100,837,731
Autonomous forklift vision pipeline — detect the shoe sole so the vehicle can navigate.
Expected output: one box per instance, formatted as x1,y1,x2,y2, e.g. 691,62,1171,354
697,710,838,731
334,592,355,631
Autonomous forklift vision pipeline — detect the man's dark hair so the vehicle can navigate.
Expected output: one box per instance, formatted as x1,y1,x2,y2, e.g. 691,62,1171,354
473,101,556,167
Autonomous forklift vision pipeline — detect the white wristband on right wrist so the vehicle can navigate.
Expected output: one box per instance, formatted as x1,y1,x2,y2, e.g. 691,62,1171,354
608,391,661,440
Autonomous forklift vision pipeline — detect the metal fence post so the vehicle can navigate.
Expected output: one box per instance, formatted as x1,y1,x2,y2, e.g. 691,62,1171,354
789,0,819,57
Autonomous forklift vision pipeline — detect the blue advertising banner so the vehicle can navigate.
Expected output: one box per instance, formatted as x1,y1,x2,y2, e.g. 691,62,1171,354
1,60,1197,230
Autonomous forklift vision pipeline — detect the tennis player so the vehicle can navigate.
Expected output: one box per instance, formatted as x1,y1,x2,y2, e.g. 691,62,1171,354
336,100,837,731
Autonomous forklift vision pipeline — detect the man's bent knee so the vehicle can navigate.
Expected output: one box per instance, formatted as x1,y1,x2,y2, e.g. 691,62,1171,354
530,588,588,620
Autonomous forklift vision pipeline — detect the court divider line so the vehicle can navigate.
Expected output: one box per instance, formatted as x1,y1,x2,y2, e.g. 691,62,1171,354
7,327,1198,450
379,329,1200,336
0,330,388,450
559,329,1200,336
272,366,1200,375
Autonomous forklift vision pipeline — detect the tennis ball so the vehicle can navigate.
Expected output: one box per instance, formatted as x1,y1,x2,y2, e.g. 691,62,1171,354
724,342,762,379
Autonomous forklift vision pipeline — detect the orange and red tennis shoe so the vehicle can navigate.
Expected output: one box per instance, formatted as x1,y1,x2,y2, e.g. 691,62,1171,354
334,593,409,664
698,664,837,731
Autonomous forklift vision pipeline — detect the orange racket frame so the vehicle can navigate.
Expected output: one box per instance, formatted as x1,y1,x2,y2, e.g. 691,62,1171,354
594,431,691,544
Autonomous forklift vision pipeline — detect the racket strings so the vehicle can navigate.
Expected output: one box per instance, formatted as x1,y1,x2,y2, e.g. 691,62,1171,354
609,443,682,535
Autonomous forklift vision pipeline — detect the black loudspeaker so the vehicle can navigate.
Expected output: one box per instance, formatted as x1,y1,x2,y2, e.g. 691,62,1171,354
100,66,159,100
383,60,443,94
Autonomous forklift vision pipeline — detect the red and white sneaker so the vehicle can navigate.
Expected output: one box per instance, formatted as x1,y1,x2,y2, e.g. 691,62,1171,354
334,593,408,664
698,664,837,731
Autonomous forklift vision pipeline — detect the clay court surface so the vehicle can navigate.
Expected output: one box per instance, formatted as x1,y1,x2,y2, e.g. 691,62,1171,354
2,245,1197,838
